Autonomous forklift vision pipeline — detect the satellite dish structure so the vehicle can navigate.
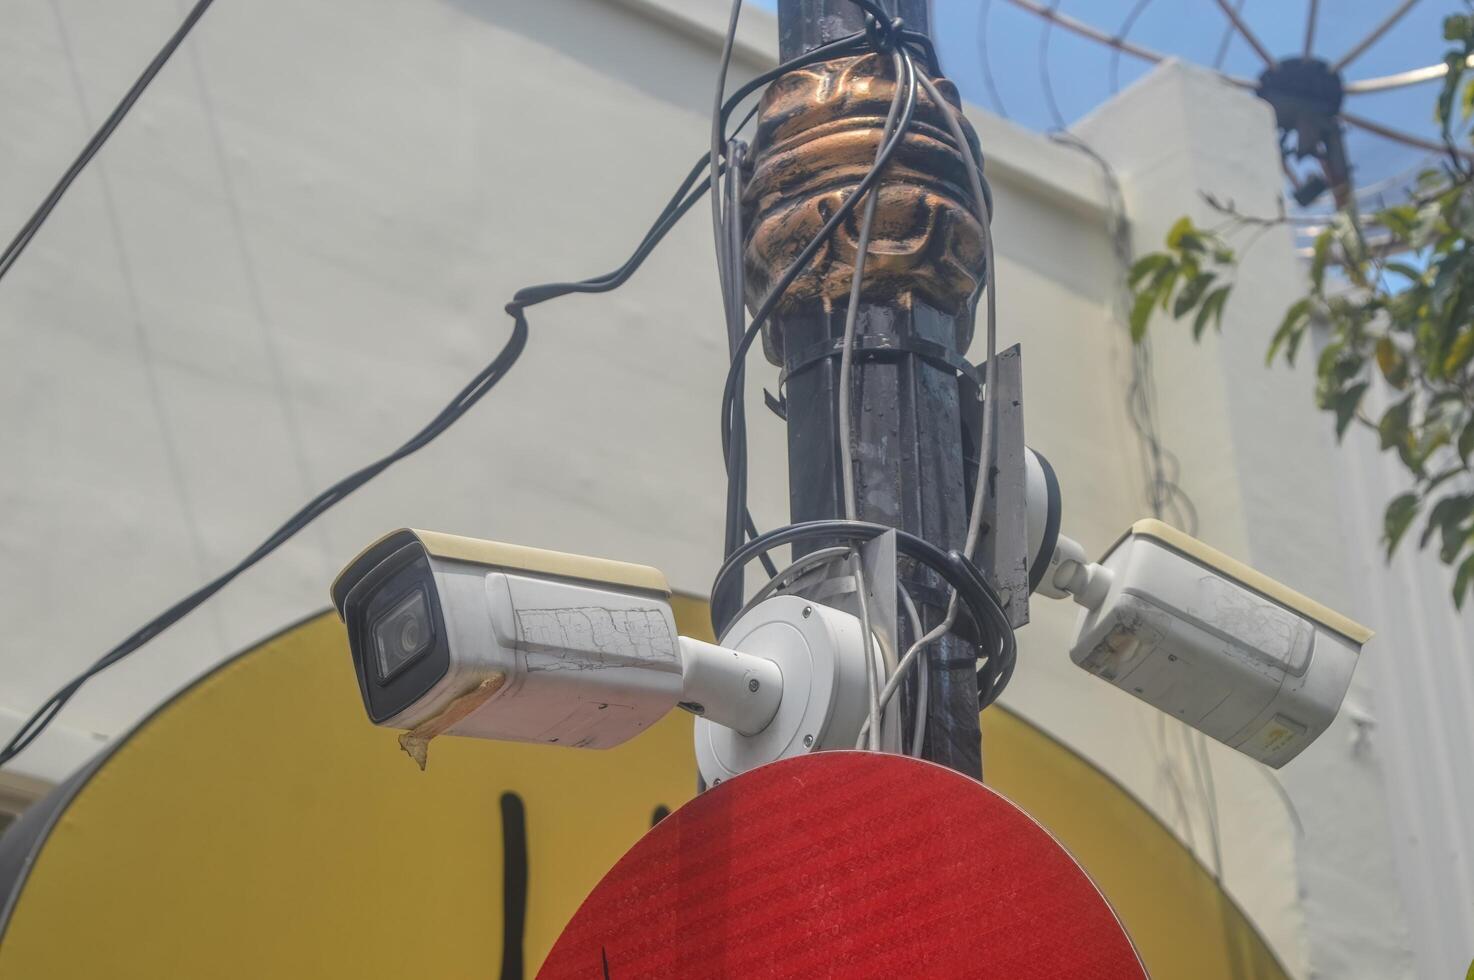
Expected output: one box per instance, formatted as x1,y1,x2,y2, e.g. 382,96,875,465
984,0,1471,213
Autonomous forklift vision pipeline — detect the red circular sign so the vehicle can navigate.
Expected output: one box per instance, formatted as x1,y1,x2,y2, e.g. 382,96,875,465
540,751,1146,979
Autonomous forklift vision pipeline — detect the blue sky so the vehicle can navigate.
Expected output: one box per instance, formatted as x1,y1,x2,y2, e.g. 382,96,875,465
749,1,1461,194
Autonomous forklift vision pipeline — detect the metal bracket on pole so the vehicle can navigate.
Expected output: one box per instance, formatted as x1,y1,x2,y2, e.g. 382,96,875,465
819,530,896,751
857,530,901,753
772,530,903,752
976,344,1031,629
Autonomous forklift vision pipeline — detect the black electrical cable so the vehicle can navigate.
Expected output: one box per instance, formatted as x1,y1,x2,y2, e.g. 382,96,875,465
976,0,1012,119
712,28,937,152
720,148,754,572
711,0,759,582
0,0,218,283
0,152,732,767
1039,0,1069,131
714,33,879,143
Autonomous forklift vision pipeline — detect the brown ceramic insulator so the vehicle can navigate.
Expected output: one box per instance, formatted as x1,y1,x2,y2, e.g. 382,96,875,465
741,53,987,358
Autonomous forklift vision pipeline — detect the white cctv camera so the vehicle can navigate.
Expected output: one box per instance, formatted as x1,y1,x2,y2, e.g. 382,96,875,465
1040,520,1372,768
330,529,870,776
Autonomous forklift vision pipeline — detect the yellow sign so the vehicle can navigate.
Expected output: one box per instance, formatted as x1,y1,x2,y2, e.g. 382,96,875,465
0,600,1289,979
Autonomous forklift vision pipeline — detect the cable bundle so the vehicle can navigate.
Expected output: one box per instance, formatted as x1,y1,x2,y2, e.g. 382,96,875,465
708,1,1012,756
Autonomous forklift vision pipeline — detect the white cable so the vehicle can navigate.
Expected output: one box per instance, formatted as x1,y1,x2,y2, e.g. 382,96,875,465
839,48,908,522
912,635,929,755
900,585,928,756
888,72,1000,703
851,550,882,751
838,50,909,753
916,71,997,561
856,69,1006,747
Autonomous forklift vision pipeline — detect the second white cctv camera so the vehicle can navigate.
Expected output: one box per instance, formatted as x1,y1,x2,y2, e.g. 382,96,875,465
1040,520,1372,768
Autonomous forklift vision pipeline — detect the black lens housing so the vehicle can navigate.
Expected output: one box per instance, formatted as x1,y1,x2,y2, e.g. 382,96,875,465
341,542,451,723
370,581,435,683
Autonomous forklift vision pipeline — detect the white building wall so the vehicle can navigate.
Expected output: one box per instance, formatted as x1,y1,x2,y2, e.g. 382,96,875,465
1338,386,1474,979
0,0,1456,976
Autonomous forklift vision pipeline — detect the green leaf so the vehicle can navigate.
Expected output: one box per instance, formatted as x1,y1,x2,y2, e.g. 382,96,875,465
1444,13,1471,42
1310,230,1333,292
1378,396,1414,451
1452,185,1474,238
1384,492,1421,560
1439,53,1466,133
1412,428,1452,475
1384,261,1426,283
1267,298,1313,365
1458,419,1474,462
1315,339,1343,381
1431,253,1464,316
1421,493,1474,550
1128,253,1172,289
1334,381,1371,440
1173,272,1216,320
1377,205,1419,240
1441,511,1470,563
1428,466,1467,494
1376,336,1410,388
1129,288,1157,343
1165,216,1196,251
1446,327,1474,376
1194,286,1232,340
1155,263,1182,312
1454,553,1474,609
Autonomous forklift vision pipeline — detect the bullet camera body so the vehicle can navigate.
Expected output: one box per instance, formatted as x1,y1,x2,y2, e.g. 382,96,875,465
1067,520,1371,768
331,529,684,751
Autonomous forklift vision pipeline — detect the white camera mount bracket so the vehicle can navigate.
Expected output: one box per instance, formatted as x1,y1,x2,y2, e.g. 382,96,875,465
694,594,870,786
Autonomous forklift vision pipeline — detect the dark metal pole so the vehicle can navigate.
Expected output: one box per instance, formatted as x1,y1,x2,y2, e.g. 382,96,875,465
776,0,929,59
750,0,985,776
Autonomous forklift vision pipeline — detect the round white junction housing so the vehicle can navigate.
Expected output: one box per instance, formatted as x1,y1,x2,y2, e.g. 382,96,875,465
694,594,869,786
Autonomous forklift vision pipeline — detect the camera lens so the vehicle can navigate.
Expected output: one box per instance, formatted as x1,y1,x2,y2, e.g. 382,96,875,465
372,587,434,683
399,618,423,652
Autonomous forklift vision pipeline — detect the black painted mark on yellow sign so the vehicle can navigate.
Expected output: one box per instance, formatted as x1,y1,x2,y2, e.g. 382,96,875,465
500,792,528,980
496,793,671,979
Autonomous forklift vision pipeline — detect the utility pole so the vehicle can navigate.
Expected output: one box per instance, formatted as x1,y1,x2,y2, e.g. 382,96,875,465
745,0,989,776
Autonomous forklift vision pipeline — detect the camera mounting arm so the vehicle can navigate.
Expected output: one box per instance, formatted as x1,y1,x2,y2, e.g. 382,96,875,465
677,637,782,736
1035,534,1112,610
